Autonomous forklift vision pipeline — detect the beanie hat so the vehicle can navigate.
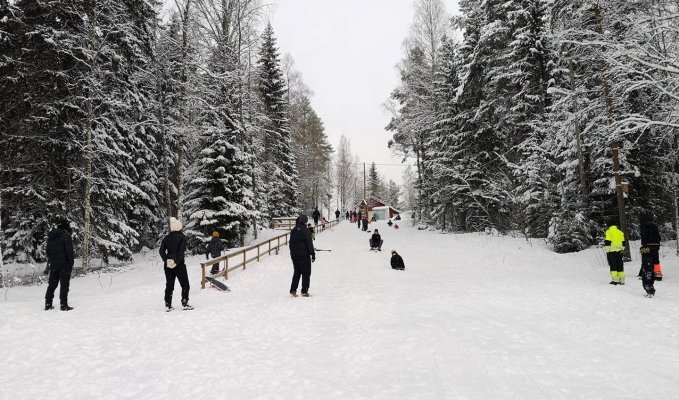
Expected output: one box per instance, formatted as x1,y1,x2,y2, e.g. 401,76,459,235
170,217,182,232
212,231,219,238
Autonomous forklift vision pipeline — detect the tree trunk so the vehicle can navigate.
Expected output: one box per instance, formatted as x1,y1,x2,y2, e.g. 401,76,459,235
568,59,587,196
176,0,191,220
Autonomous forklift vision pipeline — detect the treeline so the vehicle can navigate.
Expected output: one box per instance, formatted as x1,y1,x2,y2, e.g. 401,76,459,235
387,0,679,252
0,0,333,267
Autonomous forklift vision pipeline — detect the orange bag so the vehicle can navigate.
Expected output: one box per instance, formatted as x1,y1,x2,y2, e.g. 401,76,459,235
654,264,663,281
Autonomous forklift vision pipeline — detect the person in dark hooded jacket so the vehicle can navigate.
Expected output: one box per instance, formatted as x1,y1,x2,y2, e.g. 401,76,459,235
639,214,661,297
312,208,321,226
289,215,316,297
160,217,192,311
44,219,75,311
206,231,225,274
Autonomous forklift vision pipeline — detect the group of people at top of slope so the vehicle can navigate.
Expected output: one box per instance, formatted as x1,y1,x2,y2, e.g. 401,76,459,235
604,214,663,298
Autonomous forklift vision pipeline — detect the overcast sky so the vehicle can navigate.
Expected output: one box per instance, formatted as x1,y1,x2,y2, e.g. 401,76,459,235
270,0,460,184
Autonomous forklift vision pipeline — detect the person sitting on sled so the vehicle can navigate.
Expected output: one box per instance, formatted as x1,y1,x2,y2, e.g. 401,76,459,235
390,250,405,270
370,229,383,251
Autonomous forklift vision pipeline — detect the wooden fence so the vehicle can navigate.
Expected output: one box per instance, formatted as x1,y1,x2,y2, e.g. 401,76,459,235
199,218,341,289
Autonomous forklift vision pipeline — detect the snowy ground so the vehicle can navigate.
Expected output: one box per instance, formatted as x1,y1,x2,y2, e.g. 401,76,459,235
1,219,678,400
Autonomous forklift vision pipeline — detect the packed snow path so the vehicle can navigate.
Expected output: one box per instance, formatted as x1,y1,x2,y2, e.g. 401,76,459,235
1,220,678,400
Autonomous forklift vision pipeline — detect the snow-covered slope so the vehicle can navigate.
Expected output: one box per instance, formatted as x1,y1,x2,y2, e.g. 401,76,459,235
1,220,677,400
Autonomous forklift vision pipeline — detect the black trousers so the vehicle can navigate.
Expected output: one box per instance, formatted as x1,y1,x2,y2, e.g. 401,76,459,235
210,262,220,274
369,239,384,250
290,256,312,294
164,265,190,306
606,252,624,273
45,267,72,305
641,253,656,295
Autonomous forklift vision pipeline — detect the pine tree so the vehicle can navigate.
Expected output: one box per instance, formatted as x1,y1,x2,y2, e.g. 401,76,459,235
257,23,298,218
367,163,385,199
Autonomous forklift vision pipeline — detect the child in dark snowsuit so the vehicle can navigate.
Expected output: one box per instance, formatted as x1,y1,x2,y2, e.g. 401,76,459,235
307,223,316,240
390,250,405,270
206,231,225,274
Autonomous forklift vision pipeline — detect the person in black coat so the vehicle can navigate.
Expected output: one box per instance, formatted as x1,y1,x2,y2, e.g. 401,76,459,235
159,217,192,310
312,208,321,226
289,214,316,297
335,209,341,220
206,231,225,274
639,214,661,297
370,229,383,251
390,250,405,270
45,219,75,311
357,211,362,229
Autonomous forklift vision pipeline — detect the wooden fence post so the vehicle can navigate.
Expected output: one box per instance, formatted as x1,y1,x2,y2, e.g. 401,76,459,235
224,257,229,280
257,245,260,262
277,237,280,255
201,264,206,289
243,251,246,270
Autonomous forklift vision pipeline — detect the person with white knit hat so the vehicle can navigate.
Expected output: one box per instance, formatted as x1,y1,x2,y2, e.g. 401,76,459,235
159,217,192,311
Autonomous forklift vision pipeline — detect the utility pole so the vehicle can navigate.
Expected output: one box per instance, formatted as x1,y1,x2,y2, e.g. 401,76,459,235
611,142,631,259
593,3,630,259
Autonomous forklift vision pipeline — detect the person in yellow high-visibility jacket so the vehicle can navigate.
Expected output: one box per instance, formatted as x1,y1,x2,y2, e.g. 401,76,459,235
604,225,626,285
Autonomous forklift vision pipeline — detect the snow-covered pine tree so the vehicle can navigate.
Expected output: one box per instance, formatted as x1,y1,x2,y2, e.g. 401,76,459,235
0,0,84,262
184,10,255,248
257,23,298,219
290,96,333,213
367,163,386,199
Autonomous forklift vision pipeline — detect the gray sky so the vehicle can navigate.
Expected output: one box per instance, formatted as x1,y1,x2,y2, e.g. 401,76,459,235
270,0,459,184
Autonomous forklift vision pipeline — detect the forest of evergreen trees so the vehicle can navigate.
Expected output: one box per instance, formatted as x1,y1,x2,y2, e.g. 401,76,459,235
387,0,679,252
0,0,336,268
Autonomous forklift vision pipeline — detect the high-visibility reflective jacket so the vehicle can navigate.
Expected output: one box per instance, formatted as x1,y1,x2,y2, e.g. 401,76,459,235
605,226,625,253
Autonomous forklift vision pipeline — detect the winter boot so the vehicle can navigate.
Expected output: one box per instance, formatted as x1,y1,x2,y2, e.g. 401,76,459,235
60,303,73,311
301,292,312,297
181,300,194,310
290,291,298,297
45,301,54,311
165,303,174,312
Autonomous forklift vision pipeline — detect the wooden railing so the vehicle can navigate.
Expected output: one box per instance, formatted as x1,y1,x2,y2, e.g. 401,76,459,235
271,217,297,230
200,217,342,289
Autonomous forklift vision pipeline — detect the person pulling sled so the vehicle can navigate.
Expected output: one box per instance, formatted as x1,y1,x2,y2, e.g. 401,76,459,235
206,231,225,275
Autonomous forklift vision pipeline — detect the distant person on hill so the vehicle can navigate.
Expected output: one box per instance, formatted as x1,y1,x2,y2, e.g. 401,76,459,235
335,209,341,220
394,224,399,230
352,211,357,222
206,231,225,275
387,219,393,227
289,215,315,297
44,219,75,311
312,208,321,226
639,214,662,297
371,214,377,222
370,229,383,251
394,214,401,221
160,217,192,311
604,225,626,285
345,211,350,220
390,250,405,270
357,211,362,229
